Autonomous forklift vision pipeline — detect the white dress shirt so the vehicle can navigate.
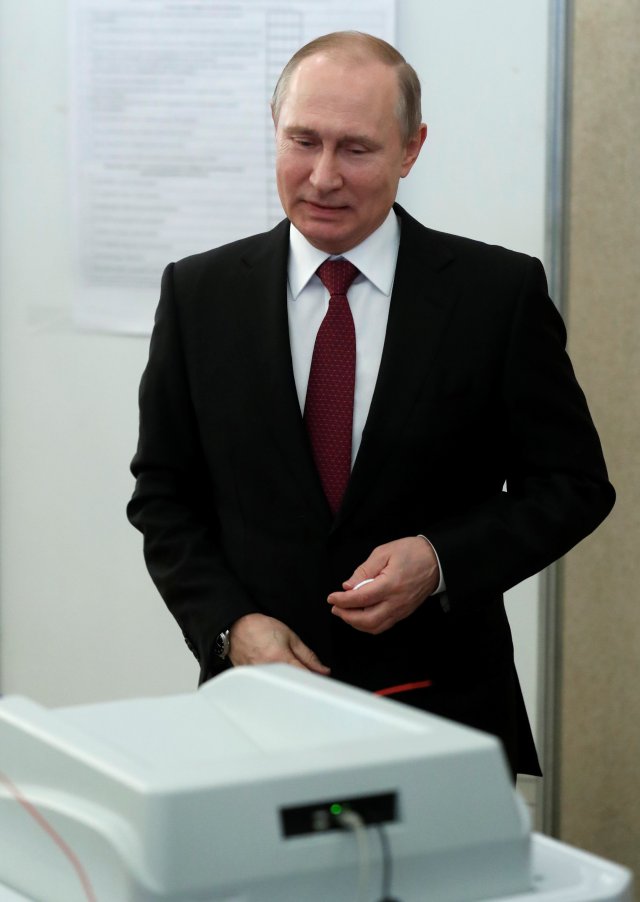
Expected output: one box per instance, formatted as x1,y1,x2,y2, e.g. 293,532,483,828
287,208,399,463
286,209,446,595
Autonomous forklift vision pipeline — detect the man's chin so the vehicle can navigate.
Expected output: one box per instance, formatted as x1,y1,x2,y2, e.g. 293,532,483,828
293,212,355,254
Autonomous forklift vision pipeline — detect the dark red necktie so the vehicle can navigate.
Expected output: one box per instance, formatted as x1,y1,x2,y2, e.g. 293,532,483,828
304,258,359,515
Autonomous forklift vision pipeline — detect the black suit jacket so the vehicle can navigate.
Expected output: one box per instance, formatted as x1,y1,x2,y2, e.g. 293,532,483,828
128,204,614,776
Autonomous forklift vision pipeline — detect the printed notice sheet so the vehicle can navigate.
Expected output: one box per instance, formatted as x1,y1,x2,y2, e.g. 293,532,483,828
70,0,395,334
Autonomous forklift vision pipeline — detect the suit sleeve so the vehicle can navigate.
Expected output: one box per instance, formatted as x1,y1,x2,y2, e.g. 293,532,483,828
127,263,260,683
427,256,615,604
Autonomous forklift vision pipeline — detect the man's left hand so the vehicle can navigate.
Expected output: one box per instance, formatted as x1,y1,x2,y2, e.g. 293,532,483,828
328,537,440,635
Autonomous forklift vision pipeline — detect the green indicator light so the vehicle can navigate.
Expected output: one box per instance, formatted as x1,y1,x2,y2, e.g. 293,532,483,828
330,803,343,816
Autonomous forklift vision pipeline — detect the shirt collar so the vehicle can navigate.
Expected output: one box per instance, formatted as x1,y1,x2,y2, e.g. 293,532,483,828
288,208,400,299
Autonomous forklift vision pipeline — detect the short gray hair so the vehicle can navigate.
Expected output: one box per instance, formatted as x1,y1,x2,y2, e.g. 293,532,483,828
271,31,423,145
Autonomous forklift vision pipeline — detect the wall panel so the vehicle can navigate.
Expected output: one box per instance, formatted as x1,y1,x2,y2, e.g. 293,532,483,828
559,0,640,875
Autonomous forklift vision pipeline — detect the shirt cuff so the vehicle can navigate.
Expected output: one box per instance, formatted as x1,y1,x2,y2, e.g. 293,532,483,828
417,534,446,595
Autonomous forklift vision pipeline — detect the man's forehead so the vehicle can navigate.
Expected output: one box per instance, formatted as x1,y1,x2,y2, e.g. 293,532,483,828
282,55,400,117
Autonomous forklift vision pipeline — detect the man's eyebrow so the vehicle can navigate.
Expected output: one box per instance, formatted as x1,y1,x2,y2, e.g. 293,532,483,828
282,125,319,138
340,133,380,149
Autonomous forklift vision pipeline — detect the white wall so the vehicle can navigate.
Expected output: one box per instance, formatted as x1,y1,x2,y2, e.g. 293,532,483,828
0,1,196,702
0,0,553,751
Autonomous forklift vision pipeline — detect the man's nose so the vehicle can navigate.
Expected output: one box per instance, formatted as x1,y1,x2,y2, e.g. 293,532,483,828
309,149,342,192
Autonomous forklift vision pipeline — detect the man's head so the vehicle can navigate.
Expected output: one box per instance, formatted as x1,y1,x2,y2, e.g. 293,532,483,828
271,32,427,255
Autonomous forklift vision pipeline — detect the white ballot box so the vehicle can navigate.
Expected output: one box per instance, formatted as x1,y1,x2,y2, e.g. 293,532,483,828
0,665,633,901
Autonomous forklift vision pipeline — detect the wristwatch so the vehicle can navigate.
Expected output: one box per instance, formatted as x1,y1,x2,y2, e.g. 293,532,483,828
213,629,231,660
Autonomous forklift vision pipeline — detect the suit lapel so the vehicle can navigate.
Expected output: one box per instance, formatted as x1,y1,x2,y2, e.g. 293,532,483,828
235,219,330,520
336,207,457,525
230,209,459,528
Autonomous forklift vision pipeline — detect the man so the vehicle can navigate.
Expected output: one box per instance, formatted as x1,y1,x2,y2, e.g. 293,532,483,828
128,32,614,776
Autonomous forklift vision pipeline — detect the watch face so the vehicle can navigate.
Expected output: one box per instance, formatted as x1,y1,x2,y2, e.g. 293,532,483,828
215,630,230,659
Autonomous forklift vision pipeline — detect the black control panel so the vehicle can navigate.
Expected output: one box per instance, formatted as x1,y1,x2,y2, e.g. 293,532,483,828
280,791,398,837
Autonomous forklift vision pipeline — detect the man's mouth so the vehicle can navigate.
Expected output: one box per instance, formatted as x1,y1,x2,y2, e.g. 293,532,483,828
304,200,348,213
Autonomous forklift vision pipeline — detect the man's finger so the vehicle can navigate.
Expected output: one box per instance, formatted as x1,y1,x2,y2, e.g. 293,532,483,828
341,546,389,589
283,656,312,671
331,601,391,635
289,635,331,674
328,577,387,609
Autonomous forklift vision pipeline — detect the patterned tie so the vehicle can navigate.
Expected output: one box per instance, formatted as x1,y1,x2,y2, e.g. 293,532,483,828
304,258,359,515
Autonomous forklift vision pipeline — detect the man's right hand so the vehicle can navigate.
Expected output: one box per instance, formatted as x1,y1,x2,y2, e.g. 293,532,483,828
228,613,330,674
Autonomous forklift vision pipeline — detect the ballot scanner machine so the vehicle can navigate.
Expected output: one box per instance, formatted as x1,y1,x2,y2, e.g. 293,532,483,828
0,665,633,902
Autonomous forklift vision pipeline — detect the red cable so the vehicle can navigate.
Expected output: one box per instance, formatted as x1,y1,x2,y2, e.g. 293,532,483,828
375,679,433,697
0,770,97,902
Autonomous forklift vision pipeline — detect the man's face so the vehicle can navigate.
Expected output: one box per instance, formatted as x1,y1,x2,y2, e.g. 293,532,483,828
274,54,426,254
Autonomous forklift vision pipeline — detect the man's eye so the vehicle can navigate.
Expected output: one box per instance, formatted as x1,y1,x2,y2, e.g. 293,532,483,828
294,138,314,147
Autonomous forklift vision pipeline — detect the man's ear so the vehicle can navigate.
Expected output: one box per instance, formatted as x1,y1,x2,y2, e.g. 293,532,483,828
401,123,428,178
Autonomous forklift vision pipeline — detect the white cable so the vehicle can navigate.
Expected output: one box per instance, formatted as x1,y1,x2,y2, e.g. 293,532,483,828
336,808,371,902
